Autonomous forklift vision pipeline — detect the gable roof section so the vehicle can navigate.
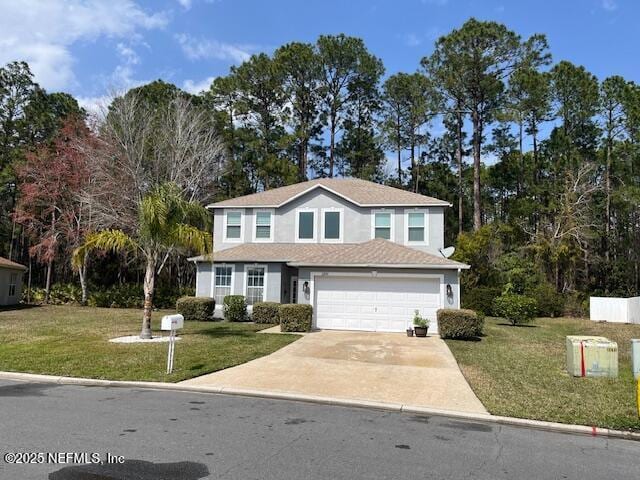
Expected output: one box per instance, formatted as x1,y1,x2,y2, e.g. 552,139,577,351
289,239,468,269
189,239,469,270
207,178,451,209
0,256,27,271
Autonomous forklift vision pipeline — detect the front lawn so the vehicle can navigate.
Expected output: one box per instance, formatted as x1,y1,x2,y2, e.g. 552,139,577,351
445,316,640,431
0,305,297,382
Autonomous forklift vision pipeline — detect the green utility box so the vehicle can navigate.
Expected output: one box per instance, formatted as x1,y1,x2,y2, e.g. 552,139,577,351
566,335,618,378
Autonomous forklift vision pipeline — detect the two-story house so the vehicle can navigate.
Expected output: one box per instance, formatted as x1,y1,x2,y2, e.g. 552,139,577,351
190,178,469,333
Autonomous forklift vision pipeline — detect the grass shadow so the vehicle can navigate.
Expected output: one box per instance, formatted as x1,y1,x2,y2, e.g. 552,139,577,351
496,323,539,328
0,303,42,313
445,336,483,343
193,327,259,339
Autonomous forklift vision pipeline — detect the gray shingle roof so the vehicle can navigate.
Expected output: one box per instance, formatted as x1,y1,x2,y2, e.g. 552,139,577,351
207,178,450,209
190,239,468,269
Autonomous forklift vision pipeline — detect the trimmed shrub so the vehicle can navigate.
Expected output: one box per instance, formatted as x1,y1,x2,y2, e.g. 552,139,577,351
252,302,281,324
279,304,312,332
223,295,247,322
493,294,537,326
437,309,484,339
461,286,501,316
527,283,564,318
176,296,215,321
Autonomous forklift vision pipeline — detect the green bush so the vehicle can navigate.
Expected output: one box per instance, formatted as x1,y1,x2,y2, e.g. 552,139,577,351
437,309,484,339
26,282,194,309
527,283,564,317
252,302,280,324
176,296,215,321
493,294,537,326
154,284,195,309
28,284,82,305
223,295,247,322
461,286,502,316
279,304,312,332
563,291,589,317
88,284,143,308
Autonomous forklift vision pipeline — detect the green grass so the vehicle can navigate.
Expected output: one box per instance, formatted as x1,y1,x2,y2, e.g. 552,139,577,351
0,305,298,382
445,316,640,431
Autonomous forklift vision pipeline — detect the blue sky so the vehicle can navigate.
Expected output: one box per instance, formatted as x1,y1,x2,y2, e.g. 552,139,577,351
0,0,637,113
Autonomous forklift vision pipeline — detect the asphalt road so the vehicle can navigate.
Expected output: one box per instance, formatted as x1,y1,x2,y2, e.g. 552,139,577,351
0,379,638,480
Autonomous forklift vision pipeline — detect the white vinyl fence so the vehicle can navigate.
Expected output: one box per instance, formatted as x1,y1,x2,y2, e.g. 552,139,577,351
590,296,640,324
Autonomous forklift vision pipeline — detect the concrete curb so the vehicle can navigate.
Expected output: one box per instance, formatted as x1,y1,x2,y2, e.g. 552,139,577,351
1,371,639,441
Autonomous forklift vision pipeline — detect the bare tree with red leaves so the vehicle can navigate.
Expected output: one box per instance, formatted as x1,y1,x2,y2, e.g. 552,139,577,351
14,116,93,303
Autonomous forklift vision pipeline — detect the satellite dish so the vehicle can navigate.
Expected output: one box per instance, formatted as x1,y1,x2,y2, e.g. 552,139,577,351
439,246,455,258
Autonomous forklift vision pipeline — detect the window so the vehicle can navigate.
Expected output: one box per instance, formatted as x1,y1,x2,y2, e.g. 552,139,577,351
225,211,242,241
254,210,273,241
245,266,265,305
407,211,426,243
373,212,392,240
296,209,316,242
214,266,232,304
322,208,342,242
8,273,17,297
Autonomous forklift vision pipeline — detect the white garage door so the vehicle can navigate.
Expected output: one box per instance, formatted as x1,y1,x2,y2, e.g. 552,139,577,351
314,275,442,333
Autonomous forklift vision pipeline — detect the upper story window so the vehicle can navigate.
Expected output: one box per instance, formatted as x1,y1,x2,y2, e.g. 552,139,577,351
224,210,243,242
322,208,343,243
254,210,273,242
405,210,428,244
372,210,393,240
296,208,316,242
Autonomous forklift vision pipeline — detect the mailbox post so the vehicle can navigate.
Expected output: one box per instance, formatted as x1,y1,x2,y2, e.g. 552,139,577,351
161,314,184,374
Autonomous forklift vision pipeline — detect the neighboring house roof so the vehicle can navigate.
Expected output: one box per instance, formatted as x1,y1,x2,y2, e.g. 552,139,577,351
206,178,451,209
189,239,469,270
0,256,27,271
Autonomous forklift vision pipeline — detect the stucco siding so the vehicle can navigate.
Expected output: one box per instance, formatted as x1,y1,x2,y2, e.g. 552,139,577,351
195,262,213,297
210,189,447,255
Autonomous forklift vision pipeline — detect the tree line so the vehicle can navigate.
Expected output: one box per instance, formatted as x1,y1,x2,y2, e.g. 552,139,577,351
1,18,639,311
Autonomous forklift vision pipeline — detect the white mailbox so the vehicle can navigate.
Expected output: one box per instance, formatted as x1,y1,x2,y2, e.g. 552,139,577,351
161,314,184,331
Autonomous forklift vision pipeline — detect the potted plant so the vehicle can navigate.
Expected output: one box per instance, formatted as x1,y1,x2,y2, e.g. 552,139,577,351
413,310,430,337
406,327,414,337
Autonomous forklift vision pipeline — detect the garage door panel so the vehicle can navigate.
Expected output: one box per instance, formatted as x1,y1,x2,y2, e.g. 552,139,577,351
314,275,442,333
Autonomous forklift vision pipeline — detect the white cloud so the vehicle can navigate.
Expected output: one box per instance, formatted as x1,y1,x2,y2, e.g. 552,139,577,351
403,33,422,47
0,0,167,90
116,43,140,66
183,76,216,94
77,94,112,119
601,0,617,11
175,33,253,64
177,0,193,9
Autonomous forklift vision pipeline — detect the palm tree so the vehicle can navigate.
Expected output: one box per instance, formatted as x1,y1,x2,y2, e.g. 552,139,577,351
73,183,212,339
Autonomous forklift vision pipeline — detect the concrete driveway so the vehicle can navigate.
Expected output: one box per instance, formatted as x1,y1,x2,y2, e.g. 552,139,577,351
181,330,487,414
